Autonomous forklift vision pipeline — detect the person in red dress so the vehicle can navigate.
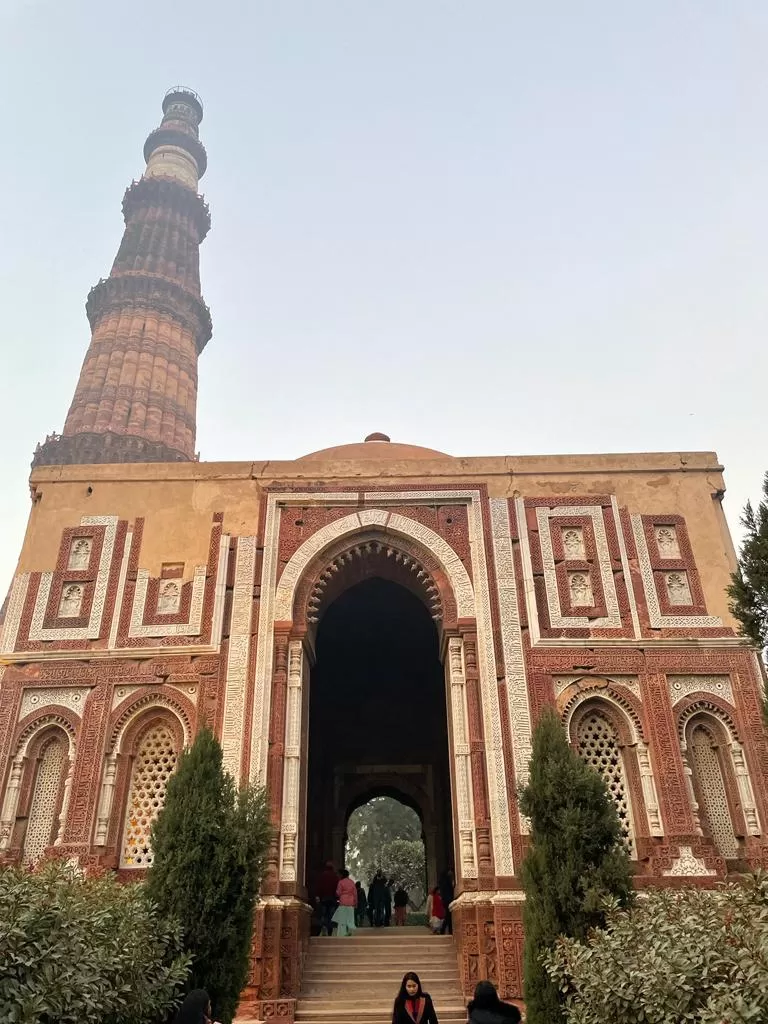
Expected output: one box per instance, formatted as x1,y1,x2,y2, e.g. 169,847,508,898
426,885,445,933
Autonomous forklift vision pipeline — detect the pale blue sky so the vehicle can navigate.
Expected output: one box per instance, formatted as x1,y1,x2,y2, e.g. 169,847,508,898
1,2,766,595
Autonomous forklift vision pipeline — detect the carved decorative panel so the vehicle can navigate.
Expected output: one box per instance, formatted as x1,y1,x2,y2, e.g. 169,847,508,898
689,724,738,859
120,724,178,868
576,711,634,850
23,738,65,862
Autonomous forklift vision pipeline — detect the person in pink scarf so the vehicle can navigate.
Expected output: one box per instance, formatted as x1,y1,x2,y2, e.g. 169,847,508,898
332,868,358,937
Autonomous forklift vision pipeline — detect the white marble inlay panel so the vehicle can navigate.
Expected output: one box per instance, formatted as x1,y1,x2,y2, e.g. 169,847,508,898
668,675,734,705
20,687,91,719
28,516,119,641
630,515,721,628
536,506,621,629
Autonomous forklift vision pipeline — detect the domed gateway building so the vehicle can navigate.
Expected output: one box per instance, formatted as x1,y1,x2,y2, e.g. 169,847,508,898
1,90,767,1018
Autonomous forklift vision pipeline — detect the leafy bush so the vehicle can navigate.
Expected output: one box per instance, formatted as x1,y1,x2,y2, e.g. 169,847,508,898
547,873,768,1024
0,860,189,1024
147,728,272,1024
519,707,632,1024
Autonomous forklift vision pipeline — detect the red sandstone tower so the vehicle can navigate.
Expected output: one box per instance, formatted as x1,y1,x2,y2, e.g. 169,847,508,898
33,88,212,466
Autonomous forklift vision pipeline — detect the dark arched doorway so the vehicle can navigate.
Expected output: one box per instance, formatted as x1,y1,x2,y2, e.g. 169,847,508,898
305,575,453,896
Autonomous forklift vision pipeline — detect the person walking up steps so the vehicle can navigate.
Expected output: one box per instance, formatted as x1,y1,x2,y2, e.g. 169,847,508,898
356,876,368,925
316,860,338,936
369,869,387,927
332,868,357,937
393,884,408,926
426,885,445,934
355,880,368,927
392,972,439,1024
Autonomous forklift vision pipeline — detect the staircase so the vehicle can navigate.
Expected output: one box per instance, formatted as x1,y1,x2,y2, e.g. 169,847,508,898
296,927,467,1024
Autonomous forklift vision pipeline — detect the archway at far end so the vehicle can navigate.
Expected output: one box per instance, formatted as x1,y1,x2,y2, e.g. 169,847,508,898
346,795,428,911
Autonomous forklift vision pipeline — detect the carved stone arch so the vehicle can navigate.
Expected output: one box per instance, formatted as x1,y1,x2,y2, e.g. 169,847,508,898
293,529,457,633
274,509,474,625
120,708,186,759
676,698,740,745
343,781,429,827
14,710,78,759
112,705,185,870
564,693,650,850
678,703,746,859
109,688,194,754
1,715,76,859
561,681,644,745
339,778,438,890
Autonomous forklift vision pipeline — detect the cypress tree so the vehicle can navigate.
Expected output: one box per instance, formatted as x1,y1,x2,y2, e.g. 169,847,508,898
519,707,632,1024
728,471,768,675
147,728,272,1024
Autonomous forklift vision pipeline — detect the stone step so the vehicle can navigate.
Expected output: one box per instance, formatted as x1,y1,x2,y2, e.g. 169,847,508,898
296,1015,468,1023
303,966,460,974
296,999,462,1007
295,1005,468,1019
298,923,465,1024
309,943,455,952
301,983,462,991
302,971,462,984
309,933,450,937
308,949,457,957
307,953,458,964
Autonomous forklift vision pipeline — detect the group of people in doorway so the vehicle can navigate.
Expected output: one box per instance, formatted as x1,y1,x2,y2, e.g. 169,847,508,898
311,862,456,937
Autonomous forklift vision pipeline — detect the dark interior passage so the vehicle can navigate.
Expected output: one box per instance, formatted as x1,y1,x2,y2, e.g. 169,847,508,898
305,576,453,889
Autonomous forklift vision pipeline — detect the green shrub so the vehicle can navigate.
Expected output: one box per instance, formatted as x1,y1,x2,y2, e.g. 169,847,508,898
147,728,272,1024
519,707,632,1024
0,860,189,1024
547,873,768,1024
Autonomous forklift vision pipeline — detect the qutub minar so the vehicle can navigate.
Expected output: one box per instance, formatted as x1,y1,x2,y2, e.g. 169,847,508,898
2,89,768,1018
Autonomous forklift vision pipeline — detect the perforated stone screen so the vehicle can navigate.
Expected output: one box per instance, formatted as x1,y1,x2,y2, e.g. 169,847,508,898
24,738,65,863
121,724,178,868
690,724,738,859
576,711,634,851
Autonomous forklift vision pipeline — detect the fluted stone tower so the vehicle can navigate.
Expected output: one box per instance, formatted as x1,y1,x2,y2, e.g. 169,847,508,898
33,88,212,466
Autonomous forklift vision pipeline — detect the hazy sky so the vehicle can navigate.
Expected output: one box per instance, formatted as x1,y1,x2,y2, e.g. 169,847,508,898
1,2,766,596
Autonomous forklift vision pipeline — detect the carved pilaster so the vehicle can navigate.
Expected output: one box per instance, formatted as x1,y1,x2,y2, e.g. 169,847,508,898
0,758,24,852
93,753,118,846
636,741,664,836
447,636,478,879
731,741,761,836
279,639,304,884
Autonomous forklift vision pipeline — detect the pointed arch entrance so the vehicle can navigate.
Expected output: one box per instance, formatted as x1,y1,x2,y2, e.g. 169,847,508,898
266,512,489,895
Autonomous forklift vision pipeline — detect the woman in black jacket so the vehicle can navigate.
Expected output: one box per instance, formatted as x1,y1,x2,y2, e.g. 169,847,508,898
172,989,218,1024
392,972,439,1024
467,980,521,1024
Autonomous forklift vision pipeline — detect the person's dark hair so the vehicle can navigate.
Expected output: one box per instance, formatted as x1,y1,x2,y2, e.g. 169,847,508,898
396,972,424,1003
173,989,211,1024
468,980,520,1023
339,868,350,878
469,981,499,1010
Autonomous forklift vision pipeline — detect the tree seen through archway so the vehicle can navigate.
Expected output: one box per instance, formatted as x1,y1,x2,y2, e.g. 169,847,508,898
345,796,427,908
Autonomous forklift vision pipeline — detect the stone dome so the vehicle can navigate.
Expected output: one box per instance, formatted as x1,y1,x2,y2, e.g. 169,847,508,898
296,433,451,462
